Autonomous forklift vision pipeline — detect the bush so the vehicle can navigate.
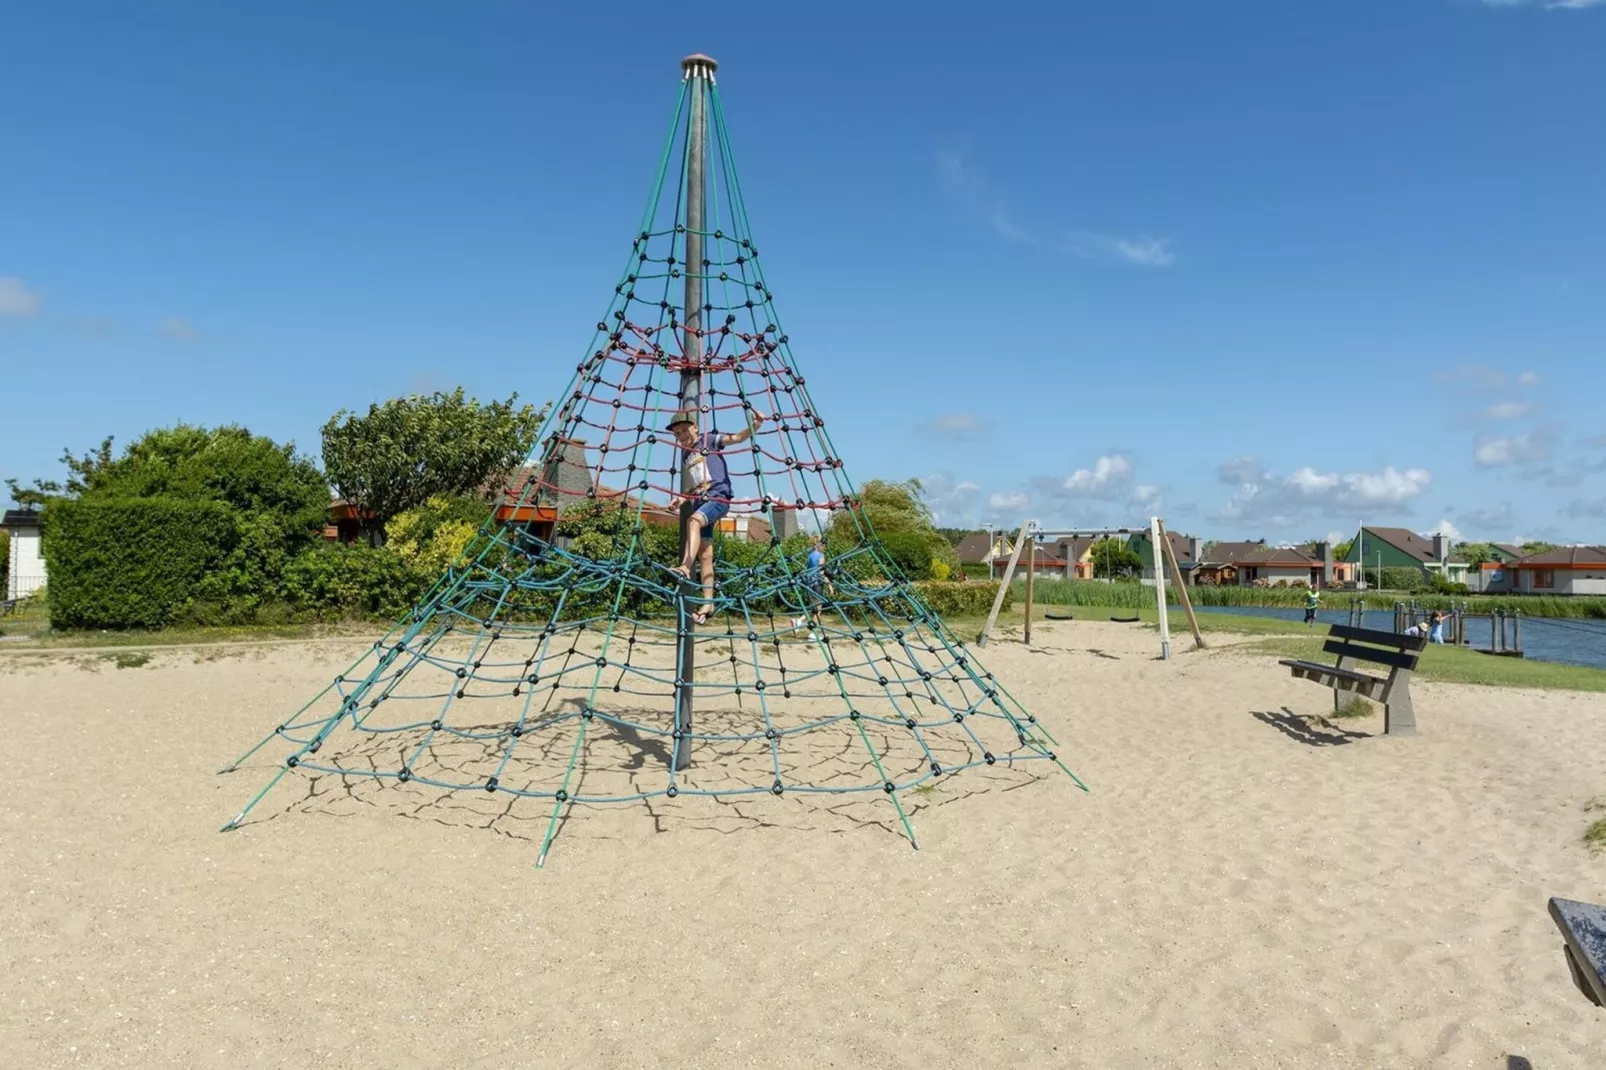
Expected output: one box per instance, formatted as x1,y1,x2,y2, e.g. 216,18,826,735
1375,566,1427,591
43,498,236,629
878,530,934,580
281,544,423,619
387,495,487,580
912,580,1010,618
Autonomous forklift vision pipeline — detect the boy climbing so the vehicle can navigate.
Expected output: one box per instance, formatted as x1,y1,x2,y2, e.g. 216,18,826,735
668,406,767,624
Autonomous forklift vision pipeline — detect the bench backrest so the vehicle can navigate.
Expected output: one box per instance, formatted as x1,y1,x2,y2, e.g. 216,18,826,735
1322,623,1425,672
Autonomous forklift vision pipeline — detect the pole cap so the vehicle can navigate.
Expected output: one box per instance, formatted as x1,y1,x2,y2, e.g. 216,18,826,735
681,54,719,78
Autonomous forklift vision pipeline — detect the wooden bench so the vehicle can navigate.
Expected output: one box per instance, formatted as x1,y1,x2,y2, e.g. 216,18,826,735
1549,897,1606,1007
0,598,15,617
1278,623,1427,736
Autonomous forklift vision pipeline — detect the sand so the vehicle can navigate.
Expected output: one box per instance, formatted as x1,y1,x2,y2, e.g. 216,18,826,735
2,621,1603,1068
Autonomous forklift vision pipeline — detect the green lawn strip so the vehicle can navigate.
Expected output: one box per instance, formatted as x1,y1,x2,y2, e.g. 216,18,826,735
0,621,376,652
1231,634,1606,692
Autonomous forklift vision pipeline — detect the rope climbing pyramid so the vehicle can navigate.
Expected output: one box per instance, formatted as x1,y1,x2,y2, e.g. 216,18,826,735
220,55,1084,863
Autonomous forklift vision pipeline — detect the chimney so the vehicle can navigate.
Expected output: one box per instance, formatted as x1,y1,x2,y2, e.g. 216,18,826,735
1187,536,1202,564
1432,533,1448,562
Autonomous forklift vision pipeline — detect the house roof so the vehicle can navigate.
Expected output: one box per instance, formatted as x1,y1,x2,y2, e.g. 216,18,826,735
1234,546,1320,567
956,532,1002,564
1512,545,1606,568
1492,543,1523,559
2,510,42,529
1200,540,1266,565
503,439,596,506
1363,526,1438,563
1053,536,1097,562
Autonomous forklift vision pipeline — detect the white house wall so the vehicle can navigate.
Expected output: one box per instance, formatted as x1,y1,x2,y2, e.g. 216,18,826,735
1560,573,1606,596
7,530,46,599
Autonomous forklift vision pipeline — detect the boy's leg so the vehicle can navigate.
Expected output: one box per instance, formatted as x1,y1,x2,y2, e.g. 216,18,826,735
676,511,703,576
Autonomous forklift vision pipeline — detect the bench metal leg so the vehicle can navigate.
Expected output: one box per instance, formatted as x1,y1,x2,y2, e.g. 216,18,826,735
1383,668,1416,736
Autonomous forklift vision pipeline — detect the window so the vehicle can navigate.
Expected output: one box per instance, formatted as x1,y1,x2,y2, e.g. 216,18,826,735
1533,570,1554,589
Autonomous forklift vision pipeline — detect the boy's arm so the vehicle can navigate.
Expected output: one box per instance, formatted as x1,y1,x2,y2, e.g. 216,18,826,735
718,410,768,447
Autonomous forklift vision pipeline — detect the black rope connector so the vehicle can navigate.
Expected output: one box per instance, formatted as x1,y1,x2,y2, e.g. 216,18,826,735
952,712,965,723
883,781,896,794
849,709,860,720
555,789,568,803
581,708,594,720
765,727,778,740
286,755,299,768
485,777,498,792
827,663,839,675
771,780,784,796
430,719,442,731
755,680,766,692
595,656,607,667
1048,752,1057,761
984,752,996,765
904,717,916,729
666,785,678,799
930,762,942,776
511,725,523,737
455,667,467,679
398,767,411,783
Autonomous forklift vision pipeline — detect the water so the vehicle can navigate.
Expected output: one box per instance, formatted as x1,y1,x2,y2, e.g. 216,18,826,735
1190,604,1606,672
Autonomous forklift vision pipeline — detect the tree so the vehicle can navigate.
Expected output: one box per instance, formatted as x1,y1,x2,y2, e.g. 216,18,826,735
1521,540,1558,556
321,388,547,534
1330,538,1354,562
828,478,958,573
1455,541,1497,567
1090,536,1141,579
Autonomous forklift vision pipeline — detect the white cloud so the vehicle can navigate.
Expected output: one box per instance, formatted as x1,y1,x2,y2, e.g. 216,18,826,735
160,316,200,341
936,148,1034,245
1062,454,1135,497
0,277,42,318
1212,456,1432,526
915,472,983,527
1071,233,1176,267
1485,401,1533,420
988,490,1029,511
1426,519,1464,541
918,412,987,437
1484,0,1606,8
1516,369,1540,384
1473,428,1551,468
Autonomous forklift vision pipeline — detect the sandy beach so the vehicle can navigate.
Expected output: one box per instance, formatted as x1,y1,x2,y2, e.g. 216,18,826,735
2,621,1603,1068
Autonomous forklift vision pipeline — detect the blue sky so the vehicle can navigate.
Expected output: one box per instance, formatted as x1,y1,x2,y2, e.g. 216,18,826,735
3,0,1604,546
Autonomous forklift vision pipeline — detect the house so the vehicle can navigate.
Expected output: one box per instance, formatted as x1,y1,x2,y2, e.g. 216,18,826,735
1194,540,1267,586
1232,544,1324,587
3,509,46,600
989,539,1069,580
1052,536,1097,580
1500,545,1606,595
1342,527,1470,585
957,532,1014,568
1127,531,1202,586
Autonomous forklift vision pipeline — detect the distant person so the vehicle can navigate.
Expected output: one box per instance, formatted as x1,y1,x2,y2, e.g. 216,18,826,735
791,536,829,641
1429,610,1448,645
1304,585,1320,627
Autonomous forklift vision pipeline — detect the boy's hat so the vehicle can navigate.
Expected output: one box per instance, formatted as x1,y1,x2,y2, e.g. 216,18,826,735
666,409,697,431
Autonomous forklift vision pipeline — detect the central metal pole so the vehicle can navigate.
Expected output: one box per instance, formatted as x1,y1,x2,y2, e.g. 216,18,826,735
674,53,716,773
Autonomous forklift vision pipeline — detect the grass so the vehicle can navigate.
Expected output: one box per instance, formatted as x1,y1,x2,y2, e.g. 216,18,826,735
1011,578,1606,619
1331,695,1376,719
963,602,1606,692
1585,799,1606,854
106,651,152,669
0,619,376,653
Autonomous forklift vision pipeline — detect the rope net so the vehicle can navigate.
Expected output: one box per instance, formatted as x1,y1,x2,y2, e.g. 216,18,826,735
222,60,1082,861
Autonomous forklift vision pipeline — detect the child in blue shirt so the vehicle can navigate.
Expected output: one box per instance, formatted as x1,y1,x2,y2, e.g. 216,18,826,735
668,408,766,624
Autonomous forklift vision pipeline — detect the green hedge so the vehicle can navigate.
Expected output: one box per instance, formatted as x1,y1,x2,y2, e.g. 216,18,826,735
44,498,236,629
912,580,1010,618
879,530,934,580
280,543,424,620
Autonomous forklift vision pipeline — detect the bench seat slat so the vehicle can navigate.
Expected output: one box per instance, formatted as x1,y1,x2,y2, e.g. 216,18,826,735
1327,623,1427,651
1278,659,1387,688
1549,897,1606,1007
1320,640,1420,671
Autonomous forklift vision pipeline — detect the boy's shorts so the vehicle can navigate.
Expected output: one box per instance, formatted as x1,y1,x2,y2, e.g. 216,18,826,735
691,498,730,537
